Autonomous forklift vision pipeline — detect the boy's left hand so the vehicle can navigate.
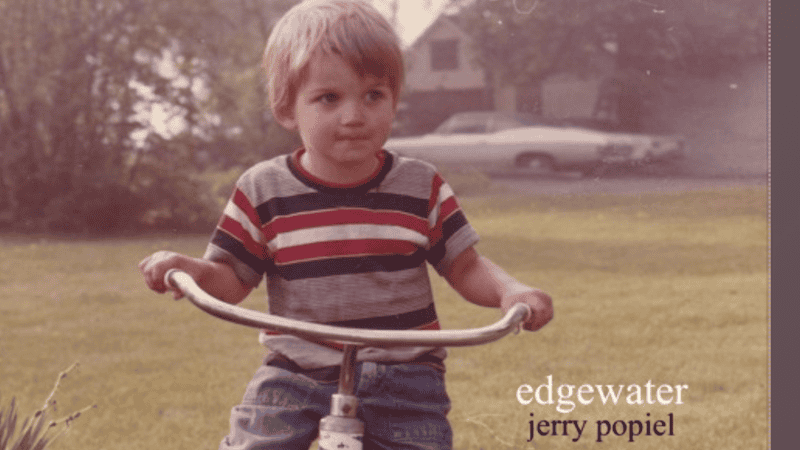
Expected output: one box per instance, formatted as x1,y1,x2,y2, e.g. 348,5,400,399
500,288,553,332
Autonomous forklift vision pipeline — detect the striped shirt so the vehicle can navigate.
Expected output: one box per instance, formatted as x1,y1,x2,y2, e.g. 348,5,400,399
204,149,479,368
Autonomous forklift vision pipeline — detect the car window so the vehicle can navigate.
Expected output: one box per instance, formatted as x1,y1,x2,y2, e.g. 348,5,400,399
490,117,525,132
434,116,487,134
448,124,487,134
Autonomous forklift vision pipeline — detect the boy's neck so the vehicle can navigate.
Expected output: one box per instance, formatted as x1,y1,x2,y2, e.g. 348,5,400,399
295,148,385,188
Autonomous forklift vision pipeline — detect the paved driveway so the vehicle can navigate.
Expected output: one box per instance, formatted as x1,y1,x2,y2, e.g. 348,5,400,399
488,172,768,196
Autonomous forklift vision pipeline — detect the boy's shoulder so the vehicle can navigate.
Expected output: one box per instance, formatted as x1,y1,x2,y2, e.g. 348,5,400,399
387,151,436,172
234,153,305,201
382,151,454,197
383,151,440,182
239,153,291,180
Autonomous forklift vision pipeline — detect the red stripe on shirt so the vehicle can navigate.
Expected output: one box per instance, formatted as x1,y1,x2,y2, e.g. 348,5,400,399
219,216,268,260
430,183,461,245
274,239,419,265
438,196,460,222
428,173,445,215
415,321,442,331
232,188,261,228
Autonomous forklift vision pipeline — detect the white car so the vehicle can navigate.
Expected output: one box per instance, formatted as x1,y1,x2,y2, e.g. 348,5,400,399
385,112,685,176
559,117,686,168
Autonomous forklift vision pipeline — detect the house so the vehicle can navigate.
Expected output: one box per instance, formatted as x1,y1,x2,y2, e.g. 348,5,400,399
397,14,492,135
397,12,619,135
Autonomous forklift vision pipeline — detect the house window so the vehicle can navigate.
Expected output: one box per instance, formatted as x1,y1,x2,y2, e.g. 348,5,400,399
430,39,459,71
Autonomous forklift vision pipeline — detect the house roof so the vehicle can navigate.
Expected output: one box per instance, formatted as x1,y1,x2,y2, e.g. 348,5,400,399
405,5,469,51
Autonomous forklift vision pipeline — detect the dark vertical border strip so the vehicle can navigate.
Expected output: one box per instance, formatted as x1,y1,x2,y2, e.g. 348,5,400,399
770,1,798,447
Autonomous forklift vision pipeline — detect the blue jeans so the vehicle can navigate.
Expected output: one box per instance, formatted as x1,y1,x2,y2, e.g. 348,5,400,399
219,358,452,450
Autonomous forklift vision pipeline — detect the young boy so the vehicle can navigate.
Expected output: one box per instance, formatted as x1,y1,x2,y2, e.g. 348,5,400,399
139,1,553,448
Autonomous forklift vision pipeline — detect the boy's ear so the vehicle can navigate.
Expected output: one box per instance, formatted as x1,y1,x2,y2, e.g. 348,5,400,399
273,102,298,131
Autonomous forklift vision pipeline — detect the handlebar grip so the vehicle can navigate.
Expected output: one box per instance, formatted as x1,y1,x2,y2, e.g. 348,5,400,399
164,268,180,291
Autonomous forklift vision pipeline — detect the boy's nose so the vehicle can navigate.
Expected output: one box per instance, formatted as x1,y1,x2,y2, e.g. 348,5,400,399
340,101,366,125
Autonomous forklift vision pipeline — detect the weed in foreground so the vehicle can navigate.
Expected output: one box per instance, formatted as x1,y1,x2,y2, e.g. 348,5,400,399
0,364,95,450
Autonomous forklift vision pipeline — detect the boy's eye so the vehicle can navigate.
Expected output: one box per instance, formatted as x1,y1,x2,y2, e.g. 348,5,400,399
366,89,387,102
318,93,339,104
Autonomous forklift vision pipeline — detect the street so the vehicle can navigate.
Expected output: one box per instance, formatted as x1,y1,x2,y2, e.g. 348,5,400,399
488,172,767,196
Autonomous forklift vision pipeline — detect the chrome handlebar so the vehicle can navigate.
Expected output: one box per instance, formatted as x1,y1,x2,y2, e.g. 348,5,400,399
165,269,532,348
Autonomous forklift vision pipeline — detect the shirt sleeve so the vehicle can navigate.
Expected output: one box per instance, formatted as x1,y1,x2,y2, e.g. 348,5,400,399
203,179,269,288
426,172,480,275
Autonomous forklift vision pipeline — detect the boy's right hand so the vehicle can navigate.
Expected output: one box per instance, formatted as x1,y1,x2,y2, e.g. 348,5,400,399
139,251,187,299
139,251,253,305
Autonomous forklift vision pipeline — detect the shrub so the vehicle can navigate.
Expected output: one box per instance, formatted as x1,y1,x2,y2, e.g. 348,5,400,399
0,364,94,450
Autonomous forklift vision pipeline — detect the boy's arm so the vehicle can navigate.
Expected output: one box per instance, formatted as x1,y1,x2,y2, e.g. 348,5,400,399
443,247,553,331
139,251,252,305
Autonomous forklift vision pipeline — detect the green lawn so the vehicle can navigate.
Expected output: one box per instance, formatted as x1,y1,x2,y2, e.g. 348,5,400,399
0,186,768,449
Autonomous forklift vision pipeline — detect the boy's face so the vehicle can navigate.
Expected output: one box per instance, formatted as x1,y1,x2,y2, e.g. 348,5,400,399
276,51,397,183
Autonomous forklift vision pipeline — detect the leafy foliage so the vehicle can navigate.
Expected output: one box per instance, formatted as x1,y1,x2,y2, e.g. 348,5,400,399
445,0,766,130
453,0,767,83
0,0,301,234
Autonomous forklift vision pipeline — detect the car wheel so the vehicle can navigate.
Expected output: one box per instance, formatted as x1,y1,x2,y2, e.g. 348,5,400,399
516,154,555,174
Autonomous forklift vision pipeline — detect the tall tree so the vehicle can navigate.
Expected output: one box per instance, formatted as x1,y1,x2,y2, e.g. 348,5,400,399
454,0,766,82
0,0,301,233
448,0,767,128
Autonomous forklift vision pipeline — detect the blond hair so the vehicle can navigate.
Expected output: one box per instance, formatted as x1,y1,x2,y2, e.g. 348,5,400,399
263,0,404,117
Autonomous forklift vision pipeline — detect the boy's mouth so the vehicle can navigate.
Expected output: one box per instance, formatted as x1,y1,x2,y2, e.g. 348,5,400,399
337,134,371,141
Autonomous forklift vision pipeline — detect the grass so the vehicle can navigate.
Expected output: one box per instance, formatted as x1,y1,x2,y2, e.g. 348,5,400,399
0,186,768,449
